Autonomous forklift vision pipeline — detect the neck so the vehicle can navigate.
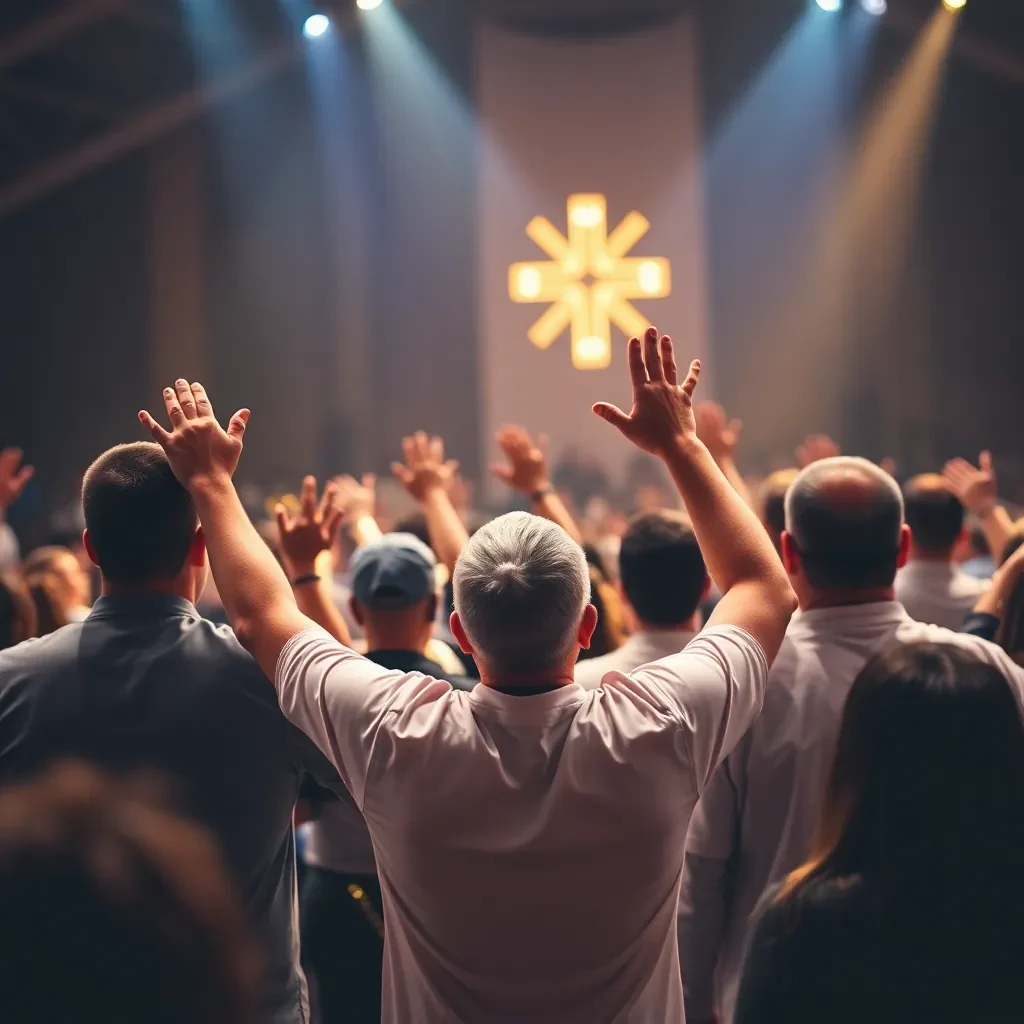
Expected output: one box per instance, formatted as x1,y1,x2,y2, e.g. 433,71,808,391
799,587,896,612
479,670,575,692
364,628,431,655
908,545,954,565
635,614,700,634
100,579,194,603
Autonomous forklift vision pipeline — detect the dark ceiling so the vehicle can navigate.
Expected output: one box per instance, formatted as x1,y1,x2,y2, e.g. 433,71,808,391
0,0,1019,219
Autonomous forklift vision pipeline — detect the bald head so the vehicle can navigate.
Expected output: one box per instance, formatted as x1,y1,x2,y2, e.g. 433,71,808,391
785,457,904,590
903,473,965,556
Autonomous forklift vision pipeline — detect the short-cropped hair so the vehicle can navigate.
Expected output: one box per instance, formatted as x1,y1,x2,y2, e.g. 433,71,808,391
82,443,198,584
759,469,801,551
453,512,590,675
619,512,706,627
786,457,904,591
903,474,965,554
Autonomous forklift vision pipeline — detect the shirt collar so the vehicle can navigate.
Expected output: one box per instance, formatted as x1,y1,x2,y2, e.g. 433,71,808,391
901,560,958,579
469,682,585,715
88,594,197,621
792,599,910,630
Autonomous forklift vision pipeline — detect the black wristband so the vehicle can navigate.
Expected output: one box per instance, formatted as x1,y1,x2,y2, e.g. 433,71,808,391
531,486,554,502
292,572,320,587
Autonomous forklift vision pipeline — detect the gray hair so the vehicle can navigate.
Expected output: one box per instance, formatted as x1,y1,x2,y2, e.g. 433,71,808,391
453,512,590,675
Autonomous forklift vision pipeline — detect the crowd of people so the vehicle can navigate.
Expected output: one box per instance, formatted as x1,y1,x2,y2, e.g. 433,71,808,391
1,325,1023,1023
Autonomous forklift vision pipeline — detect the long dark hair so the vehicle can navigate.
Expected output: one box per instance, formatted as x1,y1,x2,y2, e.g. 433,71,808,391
782,642,1024,916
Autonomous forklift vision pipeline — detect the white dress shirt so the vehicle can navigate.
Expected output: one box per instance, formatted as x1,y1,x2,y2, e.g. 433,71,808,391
276,624,768,1023
895,560,989,630
574,628,698,689
679,601,1024,1024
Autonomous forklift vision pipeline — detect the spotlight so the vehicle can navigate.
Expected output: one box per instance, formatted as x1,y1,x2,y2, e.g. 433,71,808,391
815,0,842,10
303,13,331,38
861,0,886,12
357,0,384,9
942,0,965,8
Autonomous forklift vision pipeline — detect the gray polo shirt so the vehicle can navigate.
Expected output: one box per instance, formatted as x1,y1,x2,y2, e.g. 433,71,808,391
0,594,345,1024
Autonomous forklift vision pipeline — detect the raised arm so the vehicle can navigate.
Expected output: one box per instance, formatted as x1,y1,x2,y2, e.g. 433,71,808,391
694,402,753,509
391,433,468,575
276,475,353,647
489,425,584,545
139,381,314,679
334,473,383,549
970,542,1024,622
594,328,796,662
944,452,1014,564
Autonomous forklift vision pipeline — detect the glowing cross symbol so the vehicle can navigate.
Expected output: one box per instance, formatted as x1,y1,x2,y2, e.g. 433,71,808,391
508,193,671,370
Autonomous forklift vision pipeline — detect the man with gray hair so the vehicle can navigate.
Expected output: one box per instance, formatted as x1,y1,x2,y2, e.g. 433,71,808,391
680,457,1024,1024
138,326,796,1024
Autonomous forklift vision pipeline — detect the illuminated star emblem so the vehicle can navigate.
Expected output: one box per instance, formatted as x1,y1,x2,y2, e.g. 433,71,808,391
509,193,671,370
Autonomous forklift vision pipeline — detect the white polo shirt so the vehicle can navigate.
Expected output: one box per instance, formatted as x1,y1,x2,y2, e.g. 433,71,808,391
276,624,769,1024
895,561,989,630
575,629,698,689
680,601,1024,1024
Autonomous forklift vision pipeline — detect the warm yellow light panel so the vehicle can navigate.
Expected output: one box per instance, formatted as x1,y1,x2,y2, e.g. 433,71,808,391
508,193,672,369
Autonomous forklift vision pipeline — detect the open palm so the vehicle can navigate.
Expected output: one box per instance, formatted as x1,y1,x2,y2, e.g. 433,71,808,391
593,327,701,456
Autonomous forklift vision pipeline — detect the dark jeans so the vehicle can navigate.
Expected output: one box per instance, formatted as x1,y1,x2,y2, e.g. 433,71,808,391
300,866,384,1024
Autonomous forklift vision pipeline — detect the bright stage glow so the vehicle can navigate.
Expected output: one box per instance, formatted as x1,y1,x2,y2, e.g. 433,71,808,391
303,14,331,38
861,0,886,14
357,0,384,9
815,0,842,11
942,0,965,9
509,194,672,370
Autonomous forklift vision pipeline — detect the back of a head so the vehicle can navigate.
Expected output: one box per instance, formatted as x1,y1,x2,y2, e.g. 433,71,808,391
618,511,706,627
0,572,36,650
453,512,589,675
785,457,904,591
26,571,68,636
903,474,965,556
822,643,1024,905
82,443,197,584
759,468,800,552
0,761,259,1024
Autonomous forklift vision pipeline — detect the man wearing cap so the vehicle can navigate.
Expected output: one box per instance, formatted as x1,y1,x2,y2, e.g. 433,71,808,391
289,531,473,1024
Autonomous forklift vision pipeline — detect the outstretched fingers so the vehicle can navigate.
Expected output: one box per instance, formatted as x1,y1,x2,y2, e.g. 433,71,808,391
138,410,172,445
643,327,664,382
660,335,678,385
227,409,250,442
681,359,701,401
626,336,647,389
592,402,631,432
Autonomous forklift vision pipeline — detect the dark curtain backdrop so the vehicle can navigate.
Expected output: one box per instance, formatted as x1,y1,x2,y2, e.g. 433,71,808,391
1,0,1022,528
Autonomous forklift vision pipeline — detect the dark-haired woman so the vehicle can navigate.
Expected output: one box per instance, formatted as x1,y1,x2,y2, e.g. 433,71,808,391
735,642,1024,1024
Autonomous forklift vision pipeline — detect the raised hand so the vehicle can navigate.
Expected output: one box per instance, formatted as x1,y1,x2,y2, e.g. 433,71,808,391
139,380,249,491
694,402,743,463
391,433,459,503
276,476,343,576
592,327,701,457
333,473,377,522
944,451,997,516
795,434,840,469
490,425,550,495
0,448,34,512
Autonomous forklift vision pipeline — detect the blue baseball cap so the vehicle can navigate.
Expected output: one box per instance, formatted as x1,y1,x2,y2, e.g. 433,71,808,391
350,533,437,611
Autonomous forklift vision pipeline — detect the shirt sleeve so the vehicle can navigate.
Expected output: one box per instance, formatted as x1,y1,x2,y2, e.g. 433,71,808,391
679,852,733,1022
629,624,768,793
275,628,452,808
